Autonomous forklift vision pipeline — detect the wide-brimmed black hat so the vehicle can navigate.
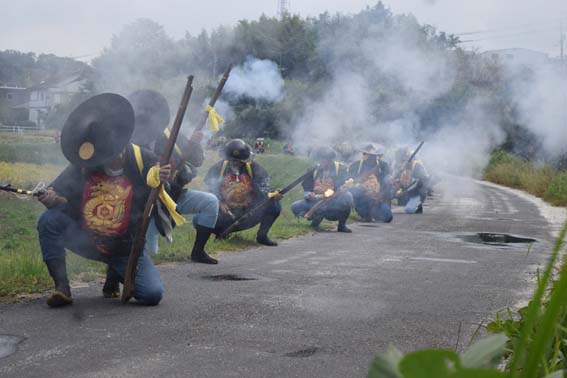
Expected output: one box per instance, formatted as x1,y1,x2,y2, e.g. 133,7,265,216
312,146,337,161
359,143,385,156
128,89,171,146
224,139,253,162
61,93,135,167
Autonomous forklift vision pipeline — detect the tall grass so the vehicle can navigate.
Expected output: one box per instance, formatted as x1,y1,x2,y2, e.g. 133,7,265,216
484,151,567,206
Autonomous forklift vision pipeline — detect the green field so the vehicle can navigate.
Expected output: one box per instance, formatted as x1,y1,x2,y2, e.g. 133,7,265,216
0,142,325,300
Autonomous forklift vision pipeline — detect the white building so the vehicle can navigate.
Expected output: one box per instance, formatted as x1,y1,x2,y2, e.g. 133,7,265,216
27,72,87,128
481,48,550,68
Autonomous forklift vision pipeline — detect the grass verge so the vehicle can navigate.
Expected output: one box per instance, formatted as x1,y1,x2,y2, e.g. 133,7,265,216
484,150,567,206
0,153,325,301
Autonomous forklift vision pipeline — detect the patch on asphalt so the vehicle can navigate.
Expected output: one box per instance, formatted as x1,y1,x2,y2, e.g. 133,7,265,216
458,233,536,246
200,274,258,281
0,335,25,359
284,347,319,358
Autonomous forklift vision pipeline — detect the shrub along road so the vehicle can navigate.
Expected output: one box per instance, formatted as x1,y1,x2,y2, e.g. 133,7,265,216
0,176,555,378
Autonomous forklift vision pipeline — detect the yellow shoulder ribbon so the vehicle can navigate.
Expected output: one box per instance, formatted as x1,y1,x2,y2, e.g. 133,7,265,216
245,162,253,178
206,105,224,132
146,166,186,225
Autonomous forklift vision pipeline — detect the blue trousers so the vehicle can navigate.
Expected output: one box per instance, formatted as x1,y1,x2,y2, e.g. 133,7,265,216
350,187,393,223
146,189,219,255
215,200,281,236
37,208,164,306
291,191,353,223
404,195,423,214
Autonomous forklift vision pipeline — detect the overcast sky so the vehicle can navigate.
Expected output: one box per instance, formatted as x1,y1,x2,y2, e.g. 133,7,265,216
1,0,566,60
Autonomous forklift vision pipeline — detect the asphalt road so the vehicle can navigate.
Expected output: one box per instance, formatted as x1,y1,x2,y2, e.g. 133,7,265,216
0,178,555,378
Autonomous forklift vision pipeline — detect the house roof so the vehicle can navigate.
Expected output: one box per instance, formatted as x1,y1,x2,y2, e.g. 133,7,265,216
27,68,90,91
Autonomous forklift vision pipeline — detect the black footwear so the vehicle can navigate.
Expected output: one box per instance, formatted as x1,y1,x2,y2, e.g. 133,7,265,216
337,224,352,233
257,235,278,246
191,225,218,264
191,254,219,264
257,216,278,246
416,204,423,214
102,266,121,299
310,216,323,230
45,258,73,307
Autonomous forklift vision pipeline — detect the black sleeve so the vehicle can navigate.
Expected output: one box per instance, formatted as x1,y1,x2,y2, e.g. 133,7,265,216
348,161,358,179
380,161,391,177
205,161,223,197
413,163,428,181
50,165,83,199
334,164,349,190
251,162,270,198
302,169,314,192
184,139,205,168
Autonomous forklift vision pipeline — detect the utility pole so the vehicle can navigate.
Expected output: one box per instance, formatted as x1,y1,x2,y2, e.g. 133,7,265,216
277,0,291,19
561,22,565,63
561,21,567,159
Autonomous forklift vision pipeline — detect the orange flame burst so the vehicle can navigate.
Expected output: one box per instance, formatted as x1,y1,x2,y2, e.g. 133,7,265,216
324,189,335,198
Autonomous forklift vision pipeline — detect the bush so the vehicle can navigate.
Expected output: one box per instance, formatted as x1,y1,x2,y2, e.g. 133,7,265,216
545,172,567,206
484,151,560,202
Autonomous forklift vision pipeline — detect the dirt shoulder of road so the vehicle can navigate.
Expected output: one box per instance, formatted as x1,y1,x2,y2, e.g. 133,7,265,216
480,180,566,239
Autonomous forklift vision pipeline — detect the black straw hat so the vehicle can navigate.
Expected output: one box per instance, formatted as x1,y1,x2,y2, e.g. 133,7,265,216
128,89,171,146
61,93,135,167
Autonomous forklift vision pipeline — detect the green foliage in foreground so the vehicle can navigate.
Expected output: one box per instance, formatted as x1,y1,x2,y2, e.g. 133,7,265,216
368,222,567,378
369,335,509,378
484,151,567,206
0,154,323,300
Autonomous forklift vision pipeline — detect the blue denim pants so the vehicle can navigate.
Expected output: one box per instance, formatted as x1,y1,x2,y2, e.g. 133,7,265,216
350,187,393,223
37,208,164,306
145,189,219,255
404,195,423,214
291,191,353,222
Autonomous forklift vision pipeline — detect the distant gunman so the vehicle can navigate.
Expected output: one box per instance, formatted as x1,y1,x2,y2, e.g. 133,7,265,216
392,143,429,214
205,139,283,253
291,146,354,233
347,144,393,223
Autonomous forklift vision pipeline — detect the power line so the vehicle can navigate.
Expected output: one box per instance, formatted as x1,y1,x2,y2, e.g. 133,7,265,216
458,26,557,43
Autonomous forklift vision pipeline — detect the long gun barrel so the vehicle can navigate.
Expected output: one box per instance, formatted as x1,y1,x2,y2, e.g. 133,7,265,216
122,76,195,303
0,184,44,196
395,141,425,180
196,64,232,131
220,166,317,237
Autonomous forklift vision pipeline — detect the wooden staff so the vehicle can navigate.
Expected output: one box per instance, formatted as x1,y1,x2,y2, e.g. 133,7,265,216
196,64,233,131
122,76,195,303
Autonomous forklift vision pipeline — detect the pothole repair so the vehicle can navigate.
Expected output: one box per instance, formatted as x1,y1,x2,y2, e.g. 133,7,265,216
0,335,24,359
201,274,258,281
460,233,536,245
284,347,319,358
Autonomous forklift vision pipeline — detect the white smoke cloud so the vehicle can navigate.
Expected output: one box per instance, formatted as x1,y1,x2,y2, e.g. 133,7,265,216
289,12,508,201
224,57,285,102
510,63,567,158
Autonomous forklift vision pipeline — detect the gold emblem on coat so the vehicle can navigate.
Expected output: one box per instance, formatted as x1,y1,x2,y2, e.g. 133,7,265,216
314,178,334,195
82,178,133,236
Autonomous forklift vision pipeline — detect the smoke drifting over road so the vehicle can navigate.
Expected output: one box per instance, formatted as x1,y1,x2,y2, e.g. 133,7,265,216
289,9,506,185
87,7,565,182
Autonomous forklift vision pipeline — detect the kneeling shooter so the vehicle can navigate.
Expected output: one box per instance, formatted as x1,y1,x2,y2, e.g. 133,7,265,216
205,139,283,247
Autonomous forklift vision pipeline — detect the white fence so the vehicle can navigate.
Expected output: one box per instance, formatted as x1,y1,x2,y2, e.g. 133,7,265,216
0,125,41,133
